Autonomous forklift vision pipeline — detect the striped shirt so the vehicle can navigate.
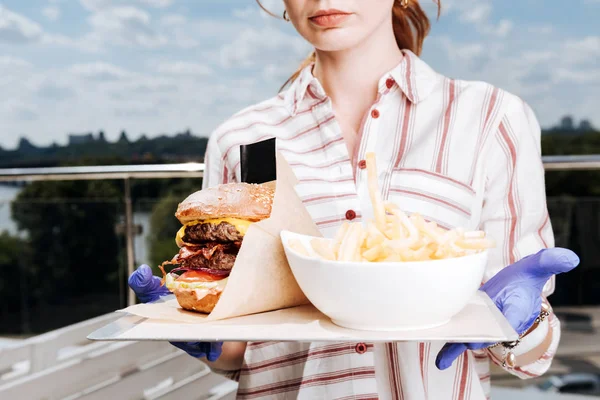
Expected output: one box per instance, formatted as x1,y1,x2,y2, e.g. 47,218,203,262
202,49,559,400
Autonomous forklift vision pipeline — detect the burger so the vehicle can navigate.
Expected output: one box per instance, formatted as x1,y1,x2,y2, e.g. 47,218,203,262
159,182,275,313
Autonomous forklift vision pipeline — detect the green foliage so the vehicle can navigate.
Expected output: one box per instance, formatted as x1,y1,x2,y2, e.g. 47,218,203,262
147,195,180,275
147,179,202,275
0,231,31,330
10,180,123,304
0,131,208,168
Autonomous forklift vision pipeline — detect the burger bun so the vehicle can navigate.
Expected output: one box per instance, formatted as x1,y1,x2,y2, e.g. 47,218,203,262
175,183,274,224
172,288,221,314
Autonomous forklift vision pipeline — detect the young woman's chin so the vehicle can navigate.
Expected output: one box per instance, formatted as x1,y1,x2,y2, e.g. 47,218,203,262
299,26,369,53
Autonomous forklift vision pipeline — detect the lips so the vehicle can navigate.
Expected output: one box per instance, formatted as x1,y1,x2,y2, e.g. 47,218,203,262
309,9,351,28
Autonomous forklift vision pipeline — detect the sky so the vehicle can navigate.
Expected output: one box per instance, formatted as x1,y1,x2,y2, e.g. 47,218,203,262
0,0,598,149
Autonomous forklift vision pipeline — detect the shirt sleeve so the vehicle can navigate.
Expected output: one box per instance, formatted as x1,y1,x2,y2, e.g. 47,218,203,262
202,133,235,190
478,96,559,379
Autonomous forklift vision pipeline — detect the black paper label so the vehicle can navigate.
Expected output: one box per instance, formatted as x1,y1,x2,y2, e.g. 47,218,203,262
239,138,277,184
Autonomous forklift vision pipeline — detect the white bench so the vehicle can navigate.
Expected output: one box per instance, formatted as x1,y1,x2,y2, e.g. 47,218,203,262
0,313,237,400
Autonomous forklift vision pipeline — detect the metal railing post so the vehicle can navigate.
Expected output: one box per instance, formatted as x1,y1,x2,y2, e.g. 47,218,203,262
124,177,136,306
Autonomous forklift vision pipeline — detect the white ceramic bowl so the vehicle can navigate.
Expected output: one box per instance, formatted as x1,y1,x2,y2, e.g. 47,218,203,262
281,230,488,331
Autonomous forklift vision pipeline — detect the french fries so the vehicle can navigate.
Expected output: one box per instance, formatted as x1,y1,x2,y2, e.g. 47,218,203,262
301,152,495,263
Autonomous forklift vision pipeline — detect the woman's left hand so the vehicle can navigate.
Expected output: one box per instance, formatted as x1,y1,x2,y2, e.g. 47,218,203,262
435,248,579,370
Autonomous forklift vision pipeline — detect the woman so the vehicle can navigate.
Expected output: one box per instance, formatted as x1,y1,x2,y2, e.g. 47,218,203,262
129,0,580,398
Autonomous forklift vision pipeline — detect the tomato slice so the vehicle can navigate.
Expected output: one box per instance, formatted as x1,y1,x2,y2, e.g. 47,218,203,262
178,269,227,282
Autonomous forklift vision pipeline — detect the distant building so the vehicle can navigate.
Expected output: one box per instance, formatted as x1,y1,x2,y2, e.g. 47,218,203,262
68,133,95,145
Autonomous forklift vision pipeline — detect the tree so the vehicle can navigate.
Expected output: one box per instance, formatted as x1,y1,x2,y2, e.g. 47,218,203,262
147,179,202,274
119,130,130,143
10,179,124,332
0,231,32,334
147,194,180,274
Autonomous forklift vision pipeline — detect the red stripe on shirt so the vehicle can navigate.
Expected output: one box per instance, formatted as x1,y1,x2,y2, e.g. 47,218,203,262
242,344,363,374
469,87,500,185
289,157,350,170
406,52,414,101
302,192,356,204
435,79,456,173
217,100,325,146
282,135,343,156
288,115,336,141
381,92,407,199
499,121,519,264
393,98,415,169
237,367,376,399
386,343,404,400
514,367,540,378
389,187,471,216
394,168,475,193
538,212,550,248
222,163,229,184
298,177,354,184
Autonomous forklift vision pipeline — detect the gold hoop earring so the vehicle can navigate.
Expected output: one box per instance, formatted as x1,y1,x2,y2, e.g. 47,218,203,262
283,10,290,21
400,0,409,8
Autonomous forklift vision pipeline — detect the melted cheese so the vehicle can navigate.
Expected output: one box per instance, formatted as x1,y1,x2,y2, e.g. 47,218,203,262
165,274,229,291
176,218,252,243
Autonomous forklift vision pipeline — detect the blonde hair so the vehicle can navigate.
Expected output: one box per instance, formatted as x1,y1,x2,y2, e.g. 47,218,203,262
256,0,441,91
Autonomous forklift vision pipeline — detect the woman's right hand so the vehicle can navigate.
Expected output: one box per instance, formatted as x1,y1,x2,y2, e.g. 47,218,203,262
128,265,223,362
128,264,171,303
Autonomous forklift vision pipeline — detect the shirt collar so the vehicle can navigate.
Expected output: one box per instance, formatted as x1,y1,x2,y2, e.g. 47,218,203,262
283,49,439,116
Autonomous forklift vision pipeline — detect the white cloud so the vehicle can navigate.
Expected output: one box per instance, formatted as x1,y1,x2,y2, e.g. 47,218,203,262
491,19,513,38
43,6,61,21
156,62,212,76
444,0,514,38
86,6,167,48
563,36,600,63
233,6,255,20
69,62,132,81
139,0,174,7
0,0,597,147
0,99,39,121
80,0,174,12
554,68,600,84
460,3,491,24
0,5,44,44
0,56,33,69
159,13,186,26
529,25,554,35
219,26,310,69
427,28,600,129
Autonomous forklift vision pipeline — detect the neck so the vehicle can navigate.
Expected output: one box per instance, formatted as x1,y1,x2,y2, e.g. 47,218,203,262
312,19,404,106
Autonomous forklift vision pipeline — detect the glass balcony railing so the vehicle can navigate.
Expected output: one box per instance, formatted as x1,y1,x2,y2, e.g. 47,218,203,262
0,155,597,335
0,155,599,398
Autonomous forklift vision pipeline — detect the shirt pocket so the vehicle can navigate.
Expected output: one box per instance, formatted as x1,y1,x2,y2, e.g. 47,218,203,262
387,168,476,230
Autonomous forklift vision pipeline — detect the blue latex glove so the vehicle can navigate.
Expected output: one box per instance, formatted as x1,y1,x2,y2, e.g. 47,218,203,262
128,265,223,362
436,248,579,370
128,264,171,303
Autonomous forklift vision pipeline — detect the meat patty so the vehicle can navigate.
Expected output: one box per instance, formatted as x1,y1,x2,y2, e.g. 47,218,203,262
183,222,244,244
173,242,240,271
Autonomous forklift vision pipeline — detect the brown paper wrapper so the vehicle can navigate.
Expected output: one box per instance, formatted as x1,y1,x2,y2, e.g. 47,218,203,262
120,152,322,323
